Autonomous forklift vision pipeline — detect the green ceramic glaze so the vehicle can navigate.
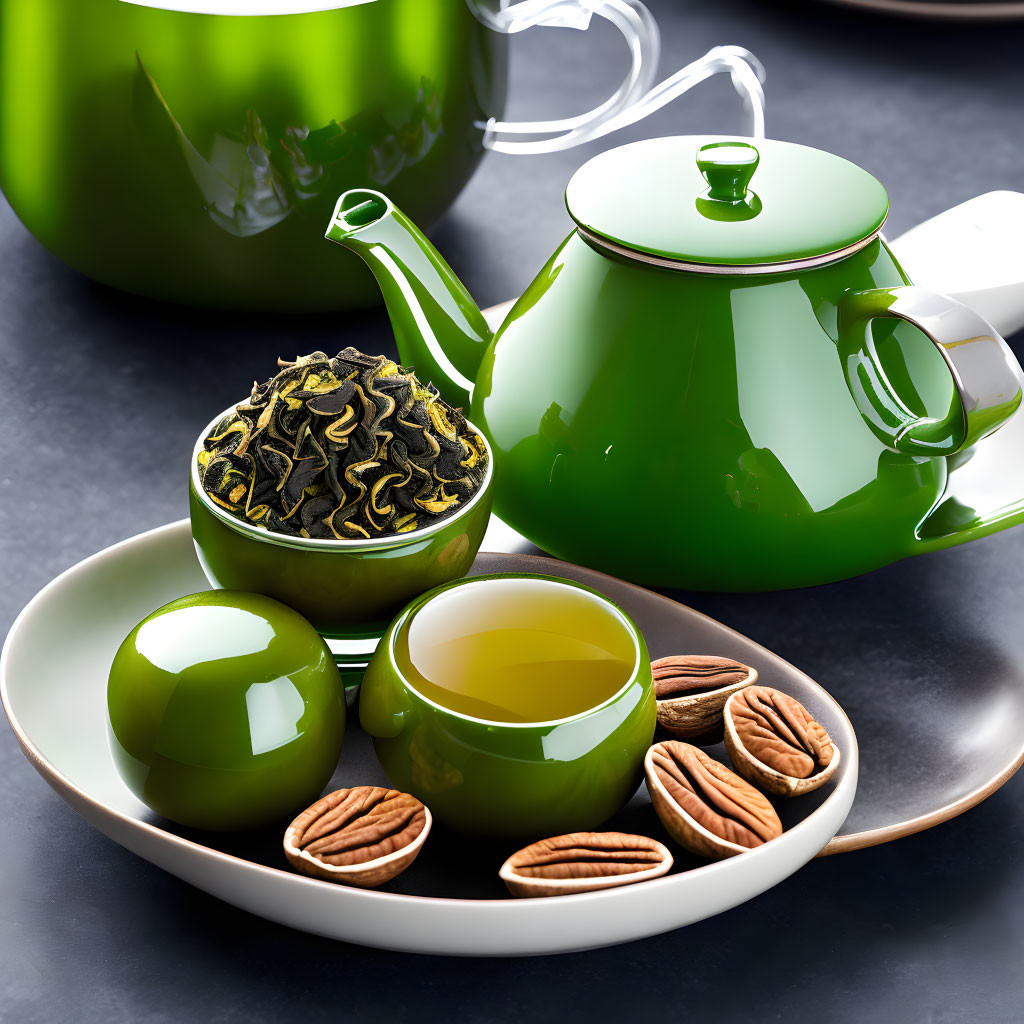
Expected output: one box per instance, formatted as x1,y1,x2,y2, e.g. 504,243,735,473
360,574,656,838
564,136,889,265
189,407,494,636
696,142,759,204
0,0,505,311
107,590,345,831
325,135,1024,591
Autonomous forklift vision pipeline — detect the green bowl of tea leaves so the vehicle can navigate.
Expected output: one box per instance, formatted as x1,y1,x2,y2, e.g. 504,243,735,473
189,348,493,649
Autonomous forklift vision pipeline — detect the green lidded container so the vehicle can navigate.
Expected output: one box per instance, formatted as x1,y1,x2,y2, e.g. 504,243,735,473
327,134,1024,590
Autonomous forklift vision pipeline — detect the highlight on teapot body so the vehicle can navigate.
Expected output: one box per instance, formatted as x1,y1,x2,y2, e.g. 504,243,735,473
197,348,489,540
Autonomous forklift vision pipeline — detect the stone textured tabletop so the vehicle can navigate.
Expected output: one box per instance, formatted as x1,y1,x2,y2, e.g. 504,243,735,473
2,0,1024,1020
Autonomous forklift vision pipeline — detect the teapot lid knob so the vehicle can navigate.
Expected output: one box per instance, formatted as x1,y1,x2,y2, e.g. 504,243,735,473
697,141,759,203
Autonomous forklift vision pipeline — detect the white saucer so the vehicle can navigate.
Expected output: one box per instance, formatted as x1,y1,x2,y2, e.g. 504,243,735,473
1,521,857,956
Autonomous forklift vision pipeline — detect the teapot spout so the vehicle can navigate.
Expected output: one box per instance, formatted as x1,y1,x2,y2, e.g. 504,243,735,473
325,189,492,410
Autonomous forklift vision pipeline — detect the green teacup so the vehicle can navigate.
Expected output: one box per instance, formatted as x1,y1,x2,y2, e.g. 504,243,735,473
360,574,656,839
189,406,493,662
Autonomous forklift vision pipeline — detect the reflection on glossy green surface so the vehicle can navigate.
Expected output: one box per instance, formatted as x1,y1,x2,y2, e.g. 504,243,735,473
837,286,1022,457
475,236,955,589
0,0,505,310
360,574,656,838
107,590,345,830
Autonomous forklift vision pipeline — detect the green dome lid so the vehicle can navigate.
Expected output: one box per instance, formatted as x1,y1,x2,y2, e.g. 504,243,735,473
565,135,889,271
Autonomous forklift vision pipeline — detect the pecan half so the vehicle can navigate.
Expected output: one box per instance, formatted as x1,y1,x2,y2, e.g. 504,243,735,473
724,686,840,797
645,741,782,859
651,655,756,741
499,832,673,897
283,786,431,887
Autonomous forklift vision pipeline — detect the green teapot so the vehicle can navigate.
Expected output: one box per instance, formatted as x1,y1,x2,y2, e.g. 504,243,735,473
325,135,1024,590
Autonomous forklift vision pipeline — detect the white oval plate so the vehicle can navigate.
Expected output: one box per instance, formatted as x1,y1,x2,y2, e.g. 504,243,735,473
1,521,857,956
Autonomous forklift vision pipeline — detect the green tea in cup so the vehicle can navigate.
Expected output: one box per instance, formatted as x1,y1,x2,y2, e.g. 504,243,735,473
394,577,637,723
362,572,655,836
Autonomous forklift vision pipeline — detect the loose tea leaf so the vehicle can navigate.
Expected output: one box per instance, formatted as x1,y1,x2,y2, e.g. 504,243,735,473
198,348,488,539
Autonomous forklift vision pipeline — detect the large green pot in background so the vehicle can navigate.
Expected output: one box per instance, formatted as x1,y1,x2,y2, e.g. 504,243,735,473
0,0,504,310
0,0,686,311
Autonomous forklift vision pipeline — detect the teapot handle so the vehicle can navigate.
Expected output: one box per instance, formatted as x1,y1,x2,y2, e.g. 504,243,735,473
471,0,765,153
836,286,1023,458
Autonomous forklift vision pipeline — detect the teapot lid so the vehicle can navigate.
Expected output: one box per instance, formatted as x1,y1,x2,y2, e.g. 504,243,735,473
565,135,888,272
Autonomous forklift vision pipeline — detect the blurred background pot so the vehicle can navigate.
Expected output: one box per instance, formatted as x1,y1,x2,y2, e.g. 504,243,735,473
0,0,765,311
0,0,505,311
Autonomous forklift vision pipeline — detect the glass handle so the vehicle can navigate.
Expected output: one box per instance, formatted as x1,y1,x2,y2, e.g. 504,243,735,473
837,286,1024,457
471,0,765,154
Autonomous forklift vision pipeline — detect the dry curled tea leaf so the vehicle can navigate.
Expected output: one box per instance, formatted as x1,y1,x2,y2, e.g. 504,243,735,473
499,832,673,897
199,348,488,539
724,686,839,797
283,786,431,887
645,741,782,859
652,655,756,741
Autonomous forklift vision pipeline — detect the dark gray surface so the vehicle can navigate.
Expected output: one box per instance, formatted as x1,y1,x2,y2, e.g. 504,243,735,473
2,0,1024,1020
